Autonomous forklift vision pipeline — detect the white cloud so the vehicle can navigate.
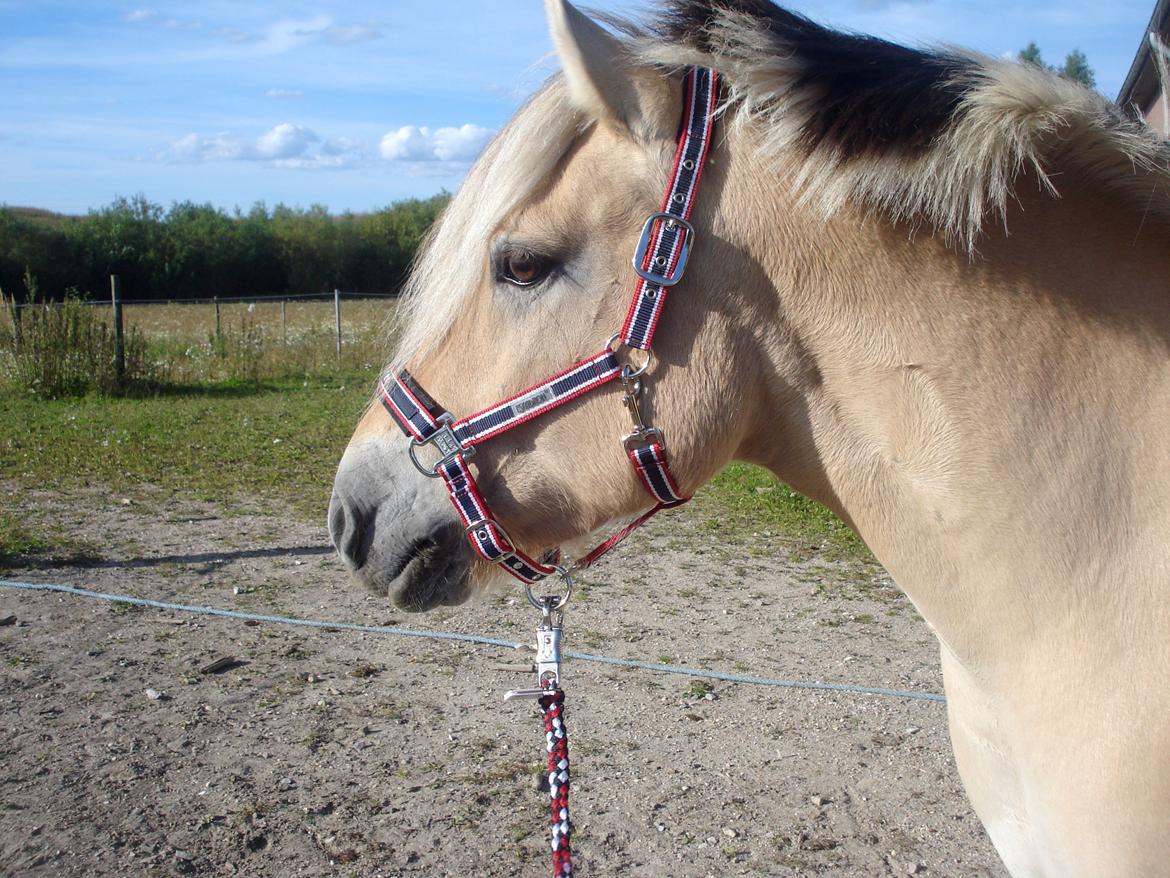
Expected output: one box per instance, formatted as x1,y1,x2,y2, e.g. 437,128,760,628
163,131,248,162
255,122,317,159
379,124,494,163
379,126,432,161
243,16,380,55
159,124,362,170
121,12,380,58
265,88,304,99
274,154,352,170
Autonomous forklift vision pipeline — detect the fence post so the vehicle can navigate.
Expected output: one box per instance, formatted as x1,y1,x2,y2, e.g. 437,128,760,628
110,275,125,388
334,288,342,363
281,299,288,346
214,296,221,339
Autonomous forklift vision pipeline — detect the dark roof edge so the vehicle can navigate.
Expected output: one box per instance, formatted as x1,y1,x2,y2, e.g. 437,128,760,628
1118,0,1170,106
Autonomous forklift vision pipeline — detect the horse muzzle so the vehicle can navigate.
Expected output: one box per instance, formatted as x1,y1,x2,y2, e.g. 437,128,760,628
328,436,474,611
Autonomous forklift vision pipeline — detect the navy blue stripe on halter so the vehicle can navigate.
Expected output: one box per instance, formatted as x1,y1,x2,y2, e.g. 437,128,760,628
381,374,440,441
632,444,685,504
439,456,554,582
453,351,620,445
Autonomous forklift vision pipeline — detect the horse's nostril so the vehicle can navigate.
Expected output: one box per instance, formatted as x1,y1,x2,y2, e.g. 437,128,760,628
328,492,370,569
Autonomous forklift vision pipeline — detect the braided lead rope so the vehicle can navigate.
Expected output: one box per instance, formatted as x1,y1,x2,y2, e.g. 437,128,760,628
539,682,573,877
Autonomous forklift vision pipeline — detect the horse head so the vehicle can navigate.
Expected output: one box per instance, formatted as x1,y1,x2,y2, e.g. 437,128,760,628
329,1,762,610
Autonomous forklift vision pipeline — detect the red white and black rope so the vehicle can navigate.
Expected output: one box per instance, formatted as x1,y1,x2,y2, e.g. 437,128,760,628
540,682,572,877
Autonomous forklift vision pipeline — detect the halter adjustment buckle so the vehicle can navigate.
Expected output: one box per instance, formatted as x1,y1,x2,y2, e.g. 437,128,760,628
632,212,695,287
408,412,474,477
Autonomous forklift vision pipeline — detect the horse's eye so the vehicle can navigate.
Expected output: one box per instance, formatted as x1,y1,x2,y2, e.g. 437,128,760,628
500,249,552,287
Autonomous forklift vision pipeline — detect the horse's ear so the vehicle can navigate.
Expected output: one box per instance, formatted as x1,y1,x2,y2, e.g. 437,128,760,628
545,0,673,140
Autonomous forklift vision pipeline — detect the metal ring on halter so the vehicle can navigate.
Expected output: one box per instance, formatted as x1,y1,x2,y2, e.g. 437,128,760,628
408,412,475,477
525,564,573,611
607,332,654,380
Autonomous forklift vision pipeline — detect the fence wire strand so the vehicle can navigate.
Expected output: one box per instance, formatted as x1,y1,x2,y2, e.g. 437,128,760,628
0,578,945,703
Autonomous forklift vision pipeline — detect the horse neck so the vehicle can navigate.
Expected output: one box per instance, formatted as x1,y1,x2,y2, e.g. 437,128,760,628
721,156,1170,665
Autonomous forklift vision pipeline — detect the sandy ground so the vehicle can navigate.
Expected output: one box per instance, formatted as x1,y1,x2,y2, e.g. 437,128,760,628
0,484,1008,877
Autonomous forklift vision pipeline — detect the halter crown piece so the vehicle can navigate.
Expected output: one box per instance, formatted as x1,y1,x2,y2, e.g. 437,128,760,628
380,66,718,599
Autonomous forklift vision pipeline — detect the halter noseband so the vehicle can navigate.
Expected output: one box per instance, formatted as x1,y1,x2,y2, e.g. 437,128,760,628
379,66,718,601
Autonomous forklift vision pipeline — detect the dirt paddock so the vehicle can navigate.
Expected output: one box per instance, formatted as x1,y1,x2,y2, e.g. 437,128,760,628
0,486,1007,877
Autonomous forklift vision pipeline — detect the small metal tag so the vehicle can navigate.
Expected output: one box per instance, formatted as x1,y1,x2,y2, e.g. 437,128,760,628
512,386,556,416
432,427,462,458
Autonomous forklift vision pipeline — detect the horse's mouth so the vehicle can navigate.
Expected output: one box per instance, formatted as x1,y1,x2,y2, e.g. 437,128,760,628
353,525,473,612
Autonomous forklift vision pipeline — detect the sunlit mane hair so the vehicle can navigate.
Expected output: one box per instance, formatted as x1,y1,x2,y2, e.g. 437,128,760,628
393,0,1170,365
391,82,586,369
633,0,1170,251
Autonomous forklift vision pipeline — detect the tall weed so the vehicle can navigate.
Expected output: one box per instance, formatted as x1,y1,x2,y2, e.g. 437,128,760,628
0,282,155,397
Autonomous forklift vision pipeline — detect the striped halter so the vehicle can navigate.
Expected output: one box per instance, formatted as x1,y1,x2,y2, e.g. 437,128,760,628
380,67,718,605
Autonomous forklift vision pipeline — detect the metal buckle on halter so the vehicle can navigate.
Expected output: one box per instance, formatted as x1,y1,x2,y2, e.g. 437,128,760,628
466,516,522,566
466,515,514,553
622,426,665,452
408,412,474,477
607,333,654,380
632,212,695,287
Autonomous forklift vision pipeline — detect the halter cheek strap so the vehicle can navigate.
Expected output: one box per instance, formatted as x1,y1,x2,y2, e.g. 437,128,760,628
379,66,718,586
621,63,717,351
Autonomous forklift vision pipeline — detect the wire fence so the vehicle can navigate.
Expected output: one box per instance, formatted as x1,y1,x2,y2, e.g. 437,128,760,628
6,290,400,309
0,276,401,392
6,281,396,363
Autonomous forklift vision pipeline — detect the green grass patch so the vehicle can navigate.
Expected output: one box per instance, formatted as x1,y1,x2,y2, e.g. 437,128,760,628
0,511,53,566
692,462,868,560
0,511,104,571
0,371,377,520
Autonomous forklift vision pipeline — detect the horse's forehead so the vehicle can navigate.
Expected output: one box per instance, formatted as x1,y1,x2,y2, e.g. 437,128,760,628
503,125,655,232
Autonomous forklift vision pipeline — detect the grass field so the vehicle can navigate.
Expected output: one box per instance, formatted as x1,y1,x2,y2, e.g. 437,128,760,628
0,298,865,565
120,297,391,346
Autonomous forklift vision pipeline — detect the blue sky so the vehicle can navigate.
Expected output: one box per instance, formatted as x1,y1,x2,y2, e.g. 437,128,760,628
0,0,1158,215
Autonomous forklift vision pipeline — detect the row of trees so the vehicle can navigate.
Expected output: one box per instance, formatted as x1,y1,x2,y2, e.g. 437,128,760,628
0,193,450,302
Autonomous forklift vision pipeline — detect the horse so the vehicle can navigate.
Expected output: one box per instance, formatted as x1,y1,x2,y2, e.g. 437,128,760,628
328,1,1170,875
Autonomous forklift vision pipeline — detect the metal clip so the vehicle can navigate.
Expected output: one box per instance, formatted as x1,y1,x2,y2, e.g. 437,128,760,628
620,369,665,451
504,600,563,701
